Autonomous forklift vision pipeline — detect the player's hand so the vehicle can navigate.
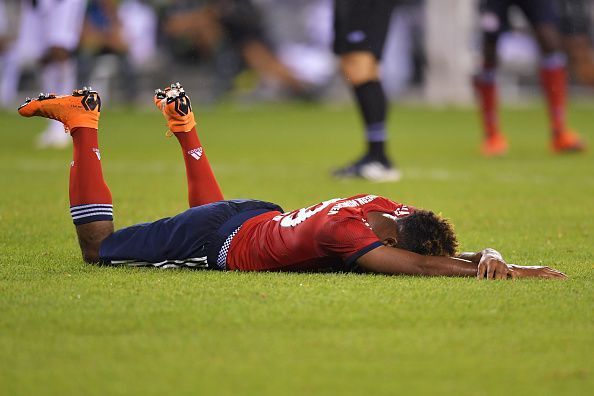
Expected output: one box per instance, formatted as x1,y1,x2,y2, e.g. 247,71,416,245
480,248,504,261
508,265,567,280
476,252,510,280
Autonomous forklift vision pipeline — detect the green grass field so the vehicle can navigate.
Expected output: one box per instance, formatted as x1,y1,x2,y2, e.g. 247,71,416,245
1,101,593,395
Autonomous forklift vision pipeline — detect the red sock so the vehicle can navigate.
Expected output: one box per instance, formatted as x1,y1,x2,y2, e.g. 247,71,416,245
474,71,501,139
69,127,113,225
540,65,567,139
174,127,223,207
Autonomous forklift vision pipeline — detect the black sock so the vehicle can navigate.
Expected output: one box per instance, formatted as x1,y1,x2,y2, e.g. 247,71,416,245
368,142,387,161
353,80,388,160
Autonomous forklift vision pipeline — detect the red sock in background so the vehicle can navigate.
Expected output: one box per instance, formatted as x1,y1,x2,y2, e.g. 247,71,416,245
540,53,568,139
474,69,501,139
174,127,223,207
69,127,113,225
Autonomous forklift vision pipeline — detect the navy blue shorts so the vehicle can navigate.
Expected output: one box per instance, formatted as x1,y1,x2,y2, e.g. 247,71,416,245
333,0,398,60
99,199,283,269
479,0,558,39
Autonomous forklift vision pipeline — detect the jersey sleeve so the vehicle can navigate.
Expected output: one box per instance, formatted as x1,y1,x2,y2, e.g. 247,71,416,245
317,216,382,268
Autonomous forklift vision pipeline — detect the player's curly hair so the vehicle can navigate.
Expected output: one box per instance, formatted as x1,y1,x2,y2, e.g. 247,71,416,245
396,210,458,256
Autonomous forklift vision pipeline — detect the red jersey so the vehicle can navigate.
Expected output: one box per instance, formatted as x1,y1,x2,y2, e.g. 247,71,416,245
226,194,414,272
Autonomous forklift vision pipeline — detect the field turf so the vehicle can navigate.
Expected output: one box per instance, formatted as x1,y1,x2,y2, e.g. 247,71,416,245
1,101,593,395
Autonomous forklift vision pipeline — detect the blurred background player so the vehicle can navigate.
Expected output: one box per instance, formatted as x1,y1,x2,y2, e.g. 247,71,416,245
0,0,86,148
163,0,310,99
78,0,142,104
332,0,401,182
474,0,586,156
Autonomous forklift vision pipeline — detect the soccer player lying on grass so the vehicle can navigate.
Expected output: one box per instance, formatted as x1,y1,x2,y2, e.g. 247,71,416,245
17,83,566,280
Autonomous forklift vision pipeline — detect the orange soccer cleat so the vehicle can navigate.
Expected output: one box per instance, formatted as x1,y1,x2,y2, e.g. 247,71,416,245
481,133,508,157
18,88,101,131
154,82,196,135
552,130,586,153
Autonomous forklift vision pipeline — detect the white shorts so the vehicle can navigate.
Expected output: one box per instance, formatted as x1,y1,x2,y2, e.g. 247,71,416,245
12,0,86,61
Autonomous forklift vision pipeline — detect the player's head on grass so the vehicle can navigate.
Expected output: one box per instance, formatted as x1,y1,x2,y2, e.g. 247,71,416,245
395,210,458,256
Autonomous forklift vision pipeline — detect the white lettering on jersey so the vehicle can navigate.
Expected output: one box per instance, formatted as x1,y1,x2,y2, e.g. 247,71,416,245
394,205,411,218
273,198,342,227
327,195,378,215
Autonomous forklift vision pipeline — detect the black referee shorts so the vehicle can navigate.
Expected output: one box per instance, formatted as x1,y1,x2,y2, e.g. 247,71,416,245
333,0,399,60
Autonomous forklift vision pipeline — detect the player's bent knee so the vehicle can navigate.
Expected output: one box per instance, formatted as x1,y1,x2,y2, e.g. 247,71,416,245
75,221,114,264
340,52,379,85
82,251,100,264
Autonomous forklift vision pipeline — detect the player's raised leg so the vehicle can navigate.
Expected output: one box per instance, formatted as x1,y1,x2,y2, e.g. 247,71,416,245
18,88,114,262
154,82,223,207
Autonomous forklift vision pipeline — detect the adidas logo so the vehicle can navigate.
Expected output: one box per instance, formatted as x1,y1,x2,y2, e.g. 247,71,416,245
188,147,203,160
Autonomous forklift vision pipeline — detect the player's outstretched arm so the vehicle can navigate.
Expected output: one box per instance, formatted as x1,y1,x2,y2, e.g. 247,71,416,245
358,246,480,277
357,246,566,280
